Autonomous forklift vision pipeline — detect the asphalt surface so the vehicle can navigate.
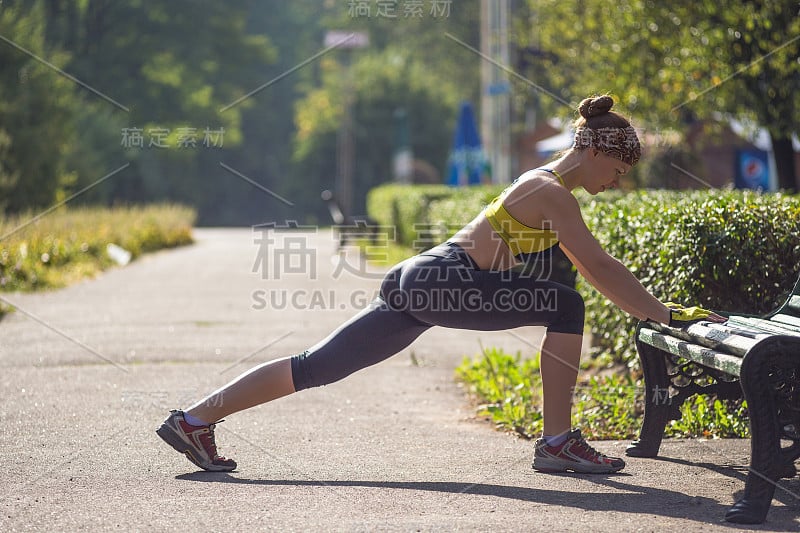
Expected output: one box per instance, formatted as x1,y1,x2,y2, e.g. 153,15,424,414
1,228,798,532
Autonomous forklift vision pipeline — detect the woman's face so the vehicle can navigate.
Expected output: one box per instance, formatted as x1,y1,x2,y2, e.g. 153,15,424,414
585,149,631,194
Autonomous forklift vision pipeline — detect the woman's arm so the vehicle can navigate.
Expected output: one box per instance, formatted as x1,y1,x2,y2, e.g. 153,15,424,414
560,244,670,323
541,189,671,324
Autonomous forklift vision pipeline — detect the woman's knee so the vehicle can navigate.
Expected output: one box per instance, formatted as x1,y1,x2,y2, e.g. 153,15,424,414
547,284,585,334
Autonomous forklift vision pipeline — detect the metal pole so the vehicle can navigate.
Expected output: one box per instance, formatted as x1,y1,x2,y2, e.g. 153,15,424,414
336,51,355,218
326,31,368,218
480,0,511,184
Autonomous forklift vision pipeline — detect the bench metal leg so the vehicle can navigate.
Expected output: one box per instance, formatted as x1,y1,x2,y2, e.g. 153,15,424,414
725,345,782,524
627,338,676,458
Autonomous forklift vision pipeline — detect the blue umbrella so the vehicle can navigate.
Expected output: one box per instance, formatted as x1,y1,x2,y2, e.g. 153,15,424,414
447,102,490,186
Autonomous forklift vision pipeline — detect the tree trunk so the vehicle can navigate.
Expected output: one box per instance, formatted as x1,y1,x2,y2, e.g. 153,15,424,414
771,133,797,193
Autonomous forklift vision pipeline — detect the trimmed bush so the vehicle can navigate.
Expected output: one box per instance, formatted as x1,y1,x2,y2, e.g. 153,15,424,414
368,183,508,249
579,189,800,366
366,184,454,249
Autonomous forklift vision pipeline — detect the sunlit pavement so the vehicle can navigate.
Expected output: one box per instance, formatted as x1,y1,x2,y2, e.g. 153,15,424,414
1,228,797,531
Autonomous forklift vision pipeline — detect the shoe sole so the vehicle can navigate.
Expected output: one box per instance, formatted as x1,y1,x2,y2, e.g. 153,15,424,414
156,422,235,472
533,458,624,474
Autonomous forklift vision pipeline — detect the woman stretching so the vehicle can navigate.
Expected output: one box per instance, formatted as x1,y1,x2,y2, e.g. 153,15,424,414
157,95,724,474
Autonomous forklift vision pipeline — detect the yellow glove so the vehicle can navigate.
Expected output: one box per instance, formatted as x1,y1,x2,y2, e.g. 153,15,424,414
668,305,719,327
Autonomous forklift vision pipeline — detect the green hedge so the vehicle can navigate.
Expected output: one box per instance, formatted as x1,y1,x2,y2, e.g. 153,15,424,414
368,183,503,249
580,189,800,366
367,184,453,249
367,184,800,366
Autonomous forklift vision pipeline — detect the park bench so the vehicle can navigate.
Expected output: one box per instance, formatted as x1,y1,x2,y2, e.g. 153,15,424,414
625,272,800,524
320,190,379,250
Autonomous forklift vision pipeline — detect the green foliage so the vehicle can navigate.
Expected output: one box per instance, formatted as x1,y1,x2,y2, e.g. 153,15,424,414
455,347,543,439
367,183,504,250
0,205,195,292
369,184,800,367
291,47,463,221
521,0,800,129
667,396,750,439
0,4,77,211
579,189,800,367
366,183,456,248
1,0,280,224
519,0,800,189
371,183,793,440
572,374,643,440
320,0,481,104
456,347,750,440
285,1,480,223
0,0,478,224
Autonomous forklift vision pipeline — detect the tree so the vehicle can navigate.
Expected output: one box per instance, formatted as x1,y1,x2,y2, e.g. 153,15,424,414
288,2,482,222
722,1,799,190
519,0,799,190
1,1,487,222
290,48,463,222
0,3,77,212
3,0,278,221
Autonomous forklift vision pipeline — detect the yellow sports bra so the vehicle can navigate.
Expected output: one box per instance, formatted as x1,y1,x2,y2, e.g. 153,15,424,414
484,168,564,256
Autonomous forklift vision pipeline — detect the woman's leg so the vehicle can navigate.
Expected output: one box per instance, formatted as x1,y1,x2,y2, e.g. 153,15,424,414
396,248,586,437
397,250,622,472
183,295,431,423
539,332,583,438
185,356,295,424
157,295,431,471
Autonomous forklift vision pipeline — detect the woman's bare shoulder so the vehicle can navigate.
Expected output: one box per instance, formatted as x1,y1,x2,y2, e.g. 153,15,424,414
504,169,575,207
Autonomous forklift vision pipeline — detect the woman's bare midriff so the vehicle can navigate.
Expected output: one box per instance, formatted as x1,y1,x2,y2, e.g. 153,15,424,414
449,214,518,271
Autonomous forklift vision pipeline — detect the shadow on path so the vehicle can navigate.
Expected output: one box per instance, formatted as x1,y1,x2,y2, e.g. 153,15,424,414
648,454,800,513
176,471,796,530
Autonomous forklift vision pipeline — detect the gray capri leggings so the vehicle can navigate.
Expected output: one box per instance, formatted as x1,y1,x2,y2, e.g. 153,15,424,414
291,242,584,391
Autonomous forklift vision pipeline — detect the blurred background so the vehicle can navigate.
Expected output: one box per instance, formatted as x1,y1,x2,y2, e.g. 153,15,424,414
1,0,798,226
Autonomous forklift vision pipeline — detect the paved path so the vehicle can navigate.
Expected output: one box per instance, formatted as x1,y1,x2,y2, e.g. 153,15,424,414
1,228,798,531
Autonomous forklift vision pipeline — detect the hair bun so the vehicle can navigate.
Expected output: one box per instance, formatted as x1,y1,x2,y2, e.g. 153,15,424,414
578,95,614,119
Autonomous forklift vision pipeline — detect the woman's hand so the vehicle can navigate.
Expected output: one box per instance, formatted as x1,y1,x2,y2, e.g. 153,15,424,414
666,304,727,328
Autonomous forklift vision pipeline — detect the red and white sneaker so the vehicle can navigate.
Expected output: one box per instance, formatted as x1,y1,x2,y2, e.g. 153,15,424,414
156,410,237,472
532,429,625,474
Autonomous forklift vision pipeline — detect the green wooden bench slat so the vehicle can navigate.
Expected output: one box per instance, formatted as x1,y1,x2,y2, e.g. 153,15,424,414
704,322,772,341
686,323,765,356
638,328,743,376
727,315,800,336
643,320,763,357
771,313,800,329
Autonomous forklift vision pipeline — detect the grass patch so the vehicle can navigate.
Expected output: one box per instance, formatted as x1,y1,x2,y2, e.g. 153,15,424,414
456,347,750,440
455,347,544,439
0,204,195,293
